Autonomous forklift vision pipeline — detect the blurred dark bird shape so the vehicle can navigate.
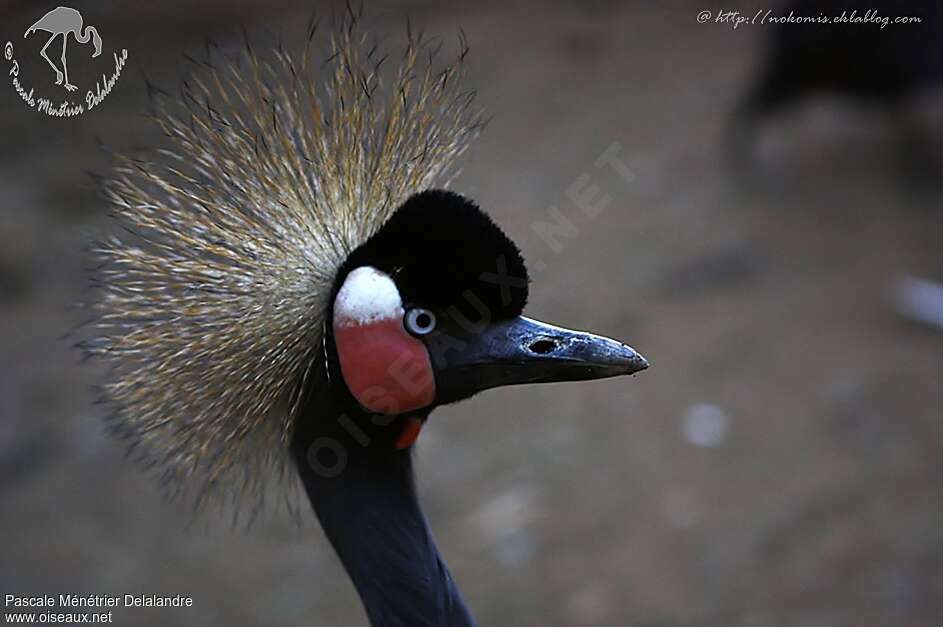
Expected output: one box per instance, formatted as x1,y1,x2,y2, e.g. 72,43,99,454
730,1,943,334
730,0,943,181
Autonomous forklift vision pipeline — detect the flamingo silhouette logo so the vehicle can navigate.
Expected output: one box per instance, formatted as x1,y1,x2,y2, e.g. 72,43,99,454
24,6,101,92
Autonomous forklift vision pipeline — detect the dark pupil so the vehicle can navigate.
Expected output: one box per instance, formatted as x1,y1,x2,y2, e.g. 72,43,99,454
415,312,432,329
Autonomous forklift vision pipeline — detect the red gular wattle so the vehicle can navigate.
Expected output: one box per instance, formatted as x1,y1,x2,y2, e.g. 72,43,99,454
333,315,436,416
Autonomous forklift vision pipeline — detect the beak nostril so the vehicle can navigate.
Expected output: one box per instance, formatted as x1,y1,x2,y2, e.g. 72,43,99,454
527,338,558,355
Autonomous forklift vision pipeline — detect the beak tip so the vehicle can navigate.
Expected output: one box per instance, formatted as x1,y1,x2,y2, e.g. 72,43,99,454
626,350,649,375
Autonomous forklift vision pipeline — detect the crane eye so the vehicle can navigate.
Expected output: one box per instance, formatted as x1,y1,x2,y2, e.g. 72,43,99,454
404,308,437,336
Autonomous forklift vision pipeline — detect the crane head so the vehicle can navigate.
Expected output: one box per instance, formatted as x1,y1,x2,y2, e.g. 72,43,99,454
329,190,648,448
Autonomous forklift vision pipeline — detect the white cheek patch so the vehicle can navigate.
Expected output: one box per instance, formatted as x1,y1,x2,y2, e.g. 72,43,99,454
334,266,403,327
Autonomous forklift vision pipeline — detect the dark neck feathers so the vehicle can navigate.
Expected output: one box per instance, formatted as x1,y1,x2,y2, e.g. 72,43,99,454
291,371,475,627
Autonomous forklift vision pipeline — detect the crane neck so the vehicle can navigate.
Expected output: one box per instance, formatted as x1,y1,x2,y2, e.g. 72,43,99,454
291,380,475,627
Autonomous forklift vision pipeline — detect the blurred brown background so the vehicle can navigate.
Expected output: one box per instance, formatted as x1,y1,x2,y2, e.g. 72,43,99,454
2,1,943,625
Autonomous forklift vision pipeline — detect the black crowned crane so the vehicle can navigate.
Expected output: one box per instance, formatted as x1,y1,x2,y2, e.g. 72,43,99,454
86,14,647,626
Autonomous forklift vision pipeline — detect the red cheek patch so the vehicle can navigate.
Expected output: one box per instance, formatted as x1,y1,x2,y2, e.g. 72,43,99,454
333,317,436,414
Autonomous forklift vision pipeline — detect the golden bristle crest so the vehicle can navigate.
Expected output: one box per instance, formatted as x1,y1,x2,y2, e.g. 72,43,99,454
87,11,484,513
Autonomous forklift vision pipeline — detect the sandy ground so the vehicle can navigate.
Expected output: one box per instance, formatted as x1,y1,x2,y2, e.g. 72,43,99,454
2,1,943,626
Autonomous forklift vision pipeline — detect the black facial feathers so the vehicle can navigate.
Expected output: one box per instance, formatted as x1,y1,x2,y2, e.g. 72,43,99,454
337,190,529,321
